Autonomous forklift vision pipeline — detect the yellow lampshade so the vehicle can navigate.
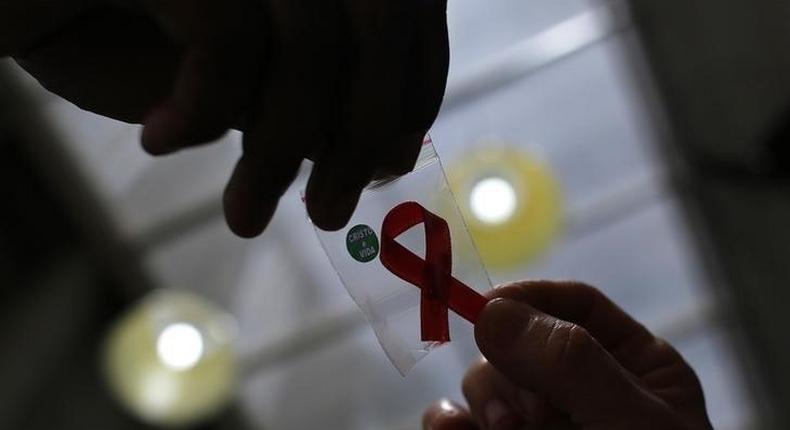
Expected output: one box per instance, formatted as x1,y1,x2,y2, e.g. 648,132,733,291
102,290,237,427
447,145,563,270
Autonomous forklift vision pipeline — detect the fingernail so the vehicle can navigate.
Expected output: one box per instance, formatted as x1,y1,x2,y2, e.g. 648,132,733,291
476,298,532,354
229,205,270,239
485,399,516,430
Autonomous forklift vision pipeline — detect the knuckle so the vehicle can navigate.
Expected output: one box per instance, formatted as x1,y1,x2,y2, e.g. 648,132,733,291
552,323,597,372
534,321,599,408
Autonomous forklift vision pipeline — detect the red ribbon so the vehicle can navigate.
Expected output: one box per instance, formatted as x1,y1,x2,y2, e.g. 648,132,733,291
380,201,488,342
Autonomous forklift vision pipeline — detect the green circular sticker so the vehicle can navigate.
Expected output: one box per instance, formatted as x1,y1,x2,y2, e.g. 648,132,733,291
347,224,380,263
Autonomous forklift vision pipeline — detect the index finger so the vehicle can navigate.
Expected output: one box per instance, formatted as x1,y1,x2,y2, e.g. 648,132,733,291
305,0,416,231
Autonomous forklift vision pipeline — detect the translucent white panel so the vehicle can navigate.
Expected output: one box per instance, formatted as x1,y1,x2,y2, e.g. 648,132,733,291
41,99,148,199
523,198,711,330
39,96,243,237
447,0,592,72
240,323,478,430
145,218,252,309
114,134,240,235
433,37,660,212
2,59,59,104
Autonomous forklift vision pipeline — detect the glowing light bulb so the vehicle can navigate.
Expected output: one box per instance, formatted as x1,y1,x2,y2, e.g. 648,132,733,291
470,177,518,225
156,323,204,371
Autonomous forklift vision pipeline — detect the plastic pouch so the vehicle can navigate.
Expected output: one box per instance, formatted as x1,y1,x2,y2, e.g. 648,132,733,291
308,137,492,375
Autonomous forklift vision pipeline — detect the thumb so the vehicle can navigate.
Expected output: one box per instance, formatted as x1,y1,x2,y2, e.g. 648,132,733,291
475,298,657,426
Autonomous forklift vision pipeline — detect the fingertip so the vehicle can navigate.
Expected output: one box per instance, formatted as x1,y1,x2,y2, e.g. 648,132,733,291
228,224,265,239
223,194,277,239
423,399,478,430
141,105,185,155
306,196,357,231
305,174,366,232
223,189,270,239
223,160,278,239
224,210,269,239
312,217,352,232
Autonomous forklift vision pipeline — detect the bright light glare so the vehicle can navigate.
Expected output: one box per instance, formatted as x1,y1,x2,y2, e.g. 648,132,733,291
470,177,518,225
156,323,204,371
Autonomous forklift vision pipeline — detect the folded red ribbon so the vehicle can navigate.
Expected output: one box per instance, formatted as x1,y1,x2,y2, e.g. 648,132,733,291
380,201,489,342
